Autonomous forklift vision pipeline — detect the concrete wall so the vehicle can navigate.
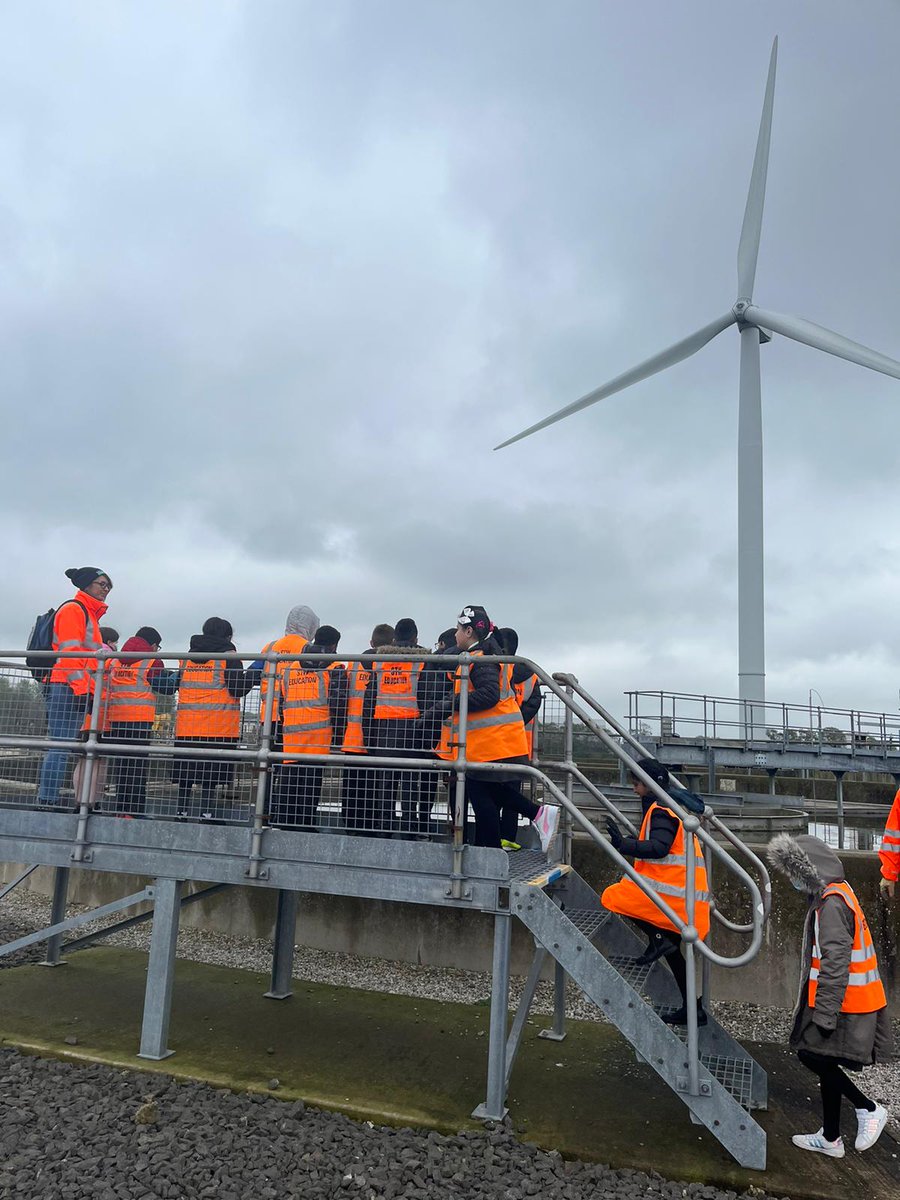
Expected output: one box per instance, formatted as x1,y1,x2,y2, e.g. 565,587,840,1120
4,844,898,1012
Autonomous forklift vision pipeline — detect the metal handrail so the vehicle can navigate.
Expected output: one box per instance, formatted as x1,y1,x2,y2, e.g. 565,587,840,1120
0,648,767,967
547,670,773,925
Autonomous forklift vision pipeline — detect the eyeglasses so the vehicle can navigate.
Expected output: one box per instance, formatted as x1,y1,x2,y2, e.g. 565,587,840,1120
93,579,112,591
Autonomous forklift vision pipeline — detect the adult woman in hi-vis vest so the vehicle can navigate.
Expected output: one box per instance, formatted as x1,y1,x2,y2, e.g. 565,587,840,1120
432,605,559,853
768,833,891,1158
602,758,710,1028
38,566,113,807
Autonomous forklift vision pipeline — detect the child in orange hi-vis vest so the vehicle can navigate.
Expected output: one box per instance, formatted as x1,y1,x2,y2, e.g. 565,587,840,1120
768,834,891,1159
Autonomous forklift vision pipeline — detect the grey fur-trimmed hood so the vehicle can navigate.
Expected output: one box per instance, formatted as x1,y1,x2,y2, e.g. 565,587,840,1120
767,833,845,893
371,645,433,660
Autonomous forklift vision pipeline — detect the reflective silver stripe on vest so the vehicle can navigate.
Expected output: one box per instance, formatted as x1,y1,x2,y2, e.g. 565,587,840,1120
466,710,522,731
176,702,235,713
107,662,154,710
373,662,423,714
641,877,710,903
846,967,882,986
281,669,330,730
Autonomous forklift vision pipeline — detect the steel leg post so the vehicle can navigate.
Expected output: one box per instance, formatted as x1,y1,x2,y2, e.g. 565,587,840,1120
264,889,299,999
539,960,567,1041
472,911,511,1121
138,878,182,1061
504,946,547,1089
834,771,845,850
43,866,70,967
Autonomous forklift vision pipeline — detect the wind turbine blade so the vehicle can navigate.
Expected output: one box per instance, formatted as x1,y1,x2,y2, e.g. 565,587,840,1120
744,305,900,381
494,311,737,450
737,37,777,300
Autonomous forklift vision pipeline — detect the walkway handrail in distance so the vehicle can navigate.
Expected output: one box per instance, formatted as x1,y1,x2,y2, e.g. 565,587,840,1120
547,669,772,927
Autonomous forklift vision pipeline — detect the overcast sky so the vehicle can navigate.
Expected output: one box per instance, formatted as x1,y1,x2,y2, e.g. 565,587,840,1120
3,1,900,724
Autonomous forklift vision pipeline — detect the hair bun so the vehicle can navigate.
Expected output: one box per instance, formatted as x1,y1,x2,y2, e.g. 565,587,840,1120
65,568,79,582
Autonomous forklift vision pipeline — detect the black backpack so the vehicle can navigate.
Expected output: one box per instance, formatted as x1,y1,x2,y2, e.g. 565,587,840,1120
26,600,88,684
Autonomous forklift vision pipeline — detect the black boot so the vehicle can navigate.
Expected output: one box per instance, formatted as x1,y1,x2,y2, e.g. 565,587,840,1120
661,999,708,1027
633,930,674,967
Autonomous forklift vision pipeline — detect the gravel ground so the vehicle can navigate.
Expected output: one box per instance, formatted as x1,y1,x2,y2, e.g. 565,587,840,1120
1,887,897,1198
0,1048,794,1200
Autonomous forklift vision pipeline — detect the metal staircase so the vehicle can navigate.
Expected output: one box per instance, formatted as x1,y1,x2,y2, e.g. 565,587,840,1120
499,850,766,1168
0,648,773,1169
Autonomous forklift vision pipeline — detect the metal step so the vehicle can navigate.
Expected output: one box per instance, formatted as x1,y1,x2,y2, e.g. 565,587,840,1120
504,849,570,888
701,1053,754,1109
564,907,613,940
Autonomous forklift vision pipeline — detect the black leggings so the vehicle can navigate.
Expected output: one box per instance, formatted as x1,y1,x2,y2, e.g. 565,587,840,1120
797,1049,874,1141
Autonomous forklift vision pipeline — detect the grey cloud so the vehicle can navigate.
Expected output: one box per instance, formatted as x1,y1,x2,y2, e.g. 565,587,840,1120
4,2,900,722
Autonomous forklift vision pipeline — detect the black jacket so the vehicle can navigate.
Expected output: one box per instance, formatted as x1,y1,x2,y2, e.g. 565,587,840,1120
619,795,679,860
511,662,542,728
177,633,251,701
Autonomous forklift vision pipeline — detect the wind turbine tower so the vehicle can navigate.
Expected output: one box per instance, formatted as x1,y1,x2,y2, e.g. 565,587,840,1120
497,38,900,729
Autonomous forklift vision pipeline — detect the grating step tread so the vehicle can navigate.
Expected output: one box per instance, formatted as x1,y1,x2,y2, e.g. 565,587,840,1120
505,849,566,884
564,908,613,940
700,1053,754,1109
607,953,655,989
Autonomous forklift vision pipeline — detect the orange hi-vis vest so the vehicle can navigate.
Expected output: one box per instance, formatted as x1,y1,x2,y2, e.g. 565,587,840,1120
342,661,371,753
809,881,887,1014
879,790,900,883
50,593,105,696
514,672,538,759
448,651,528,764
372,659,424,720
601,802,711,938
175,660,240,739
281,661,343,760
259,635,308,724
104,659,156,725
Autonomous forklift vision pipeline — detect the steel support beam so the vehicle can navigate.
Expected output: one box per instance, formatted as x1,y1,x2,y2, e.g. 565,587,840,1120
264,889,299,1000
138,878,182,1061
0,886,154,959
539,959,567,1042
504,945,547,1089
44,866,70,966
0,864,38,902
472,910,511,1121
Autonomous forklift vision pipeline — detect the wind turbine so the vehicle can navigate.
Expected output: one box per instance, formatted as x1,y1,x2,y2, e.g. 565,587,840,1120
496,38,900,728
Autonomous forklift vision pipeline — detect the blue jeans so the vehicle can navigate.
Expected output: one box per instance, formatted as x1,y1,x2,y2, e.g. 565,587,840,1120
38,683,87,805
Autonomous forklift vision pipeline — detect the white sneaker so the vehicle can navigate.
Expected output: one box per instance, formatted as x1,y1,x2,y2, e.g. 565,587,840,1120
855,1104,888,1151
791,1129,845,1158
533,805,560,855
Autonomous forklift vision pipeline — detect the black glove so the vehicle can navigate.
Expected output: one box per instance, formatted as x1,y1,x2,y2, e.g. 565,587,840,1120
606,819,624,850
814,1022,834,1039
